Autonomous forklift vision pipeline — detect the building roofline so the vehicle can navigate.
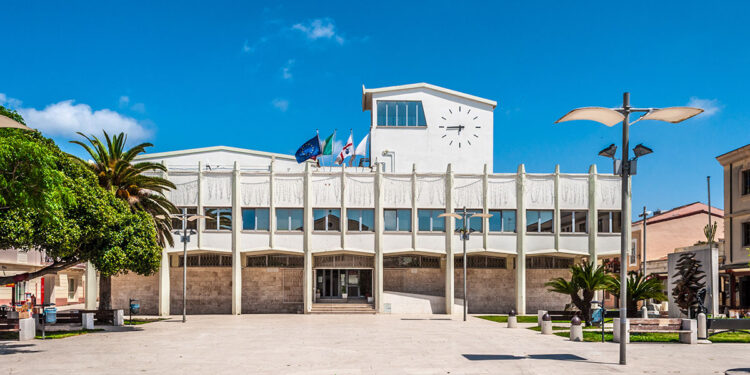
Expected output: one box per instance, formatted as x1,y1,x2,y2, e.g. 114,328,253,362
631,201,724,226
716,143,750,165
362,83,498,111
133,145,297,161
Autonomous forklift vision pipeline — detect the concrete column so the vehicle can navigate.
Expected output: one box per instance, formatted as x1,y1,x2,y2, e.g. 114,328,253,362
445,164,455,315
483,164,489,250
197,161,204,249
411,164,418,250
587,165,598,265
516,164,527,315
554,165,561,251
374,163,384,312
158,160,170,316
231,161,241,315
84,261,97,310
269,157,276,249
341,165,347,250
303,163,313,313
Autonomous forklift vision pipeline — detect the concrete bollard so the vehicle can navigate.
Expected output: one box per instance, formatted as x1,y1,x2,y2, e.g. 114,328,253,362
113,309,124,326
18,317,35,341
697,313,707,340
537,310,547,327
541,313,553,335
613,318,630,343
641,306,648,319
569,315,583,342
507,309,517,328
82,313,95,330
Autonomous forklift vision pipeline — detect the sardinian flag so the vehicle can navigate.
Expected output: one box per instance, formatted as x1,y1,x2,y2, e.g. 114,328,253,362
335,132,354,165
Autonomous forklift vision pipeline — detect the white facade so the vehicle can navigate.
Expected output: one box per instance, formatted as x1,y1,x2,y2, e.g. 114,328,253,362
134,83,622,316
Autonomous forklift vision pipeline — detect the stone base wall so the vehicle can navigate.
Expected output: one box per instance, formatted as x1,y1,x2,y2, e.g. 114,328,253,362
112,272,159,315
384,268,444,297
526,268,572,313
170,267,231,314
242,268,303,313
454,268,515,314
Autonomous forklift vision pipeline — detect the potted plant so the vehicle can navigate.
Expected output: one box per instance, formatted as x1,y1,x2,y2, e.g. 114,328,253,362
315,289,321,300
341,285,347,300
366,293,373,303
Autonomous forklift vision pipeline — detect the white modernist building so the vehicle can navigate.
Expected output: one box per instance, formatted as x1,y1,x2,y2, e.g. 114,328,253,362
111,83,623,316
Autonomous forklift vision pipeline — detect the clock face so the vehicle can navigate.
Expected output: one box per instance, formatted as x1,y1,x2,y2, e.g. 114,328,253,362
438,105,480,148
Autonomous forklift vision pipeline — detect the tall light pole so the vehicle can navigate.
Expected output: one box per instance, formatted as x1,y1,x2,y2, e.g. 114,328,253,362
157,213,207,323
439,208,492,321
556,93,703,365
637,207,652,277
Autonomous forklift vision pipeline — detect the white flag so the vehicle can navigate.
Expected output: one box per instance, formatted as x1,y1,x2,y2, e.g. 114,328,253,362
354,133,369,157
335,133,354,164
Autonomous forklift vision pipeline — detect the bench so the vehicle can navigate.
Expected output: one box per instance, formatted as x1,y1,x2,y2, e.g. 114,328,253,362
707,318,750,336
79,309,123,326
0,317,36,341
37,310,83,325
614,318,696,344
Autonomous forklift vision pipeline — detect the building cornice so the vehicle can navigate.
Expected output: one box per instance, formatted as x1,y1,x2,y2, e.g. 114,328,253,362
362,83,498,111
133,145,297,162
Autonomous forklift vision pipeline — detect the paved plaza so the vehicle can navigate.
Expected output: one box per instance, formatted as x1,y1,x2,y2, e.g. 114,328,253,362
1,314,748,374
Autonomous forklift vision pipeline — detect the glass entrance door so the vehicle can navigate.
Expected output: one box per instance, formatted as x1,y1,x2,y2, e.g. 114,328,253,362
315,269,373,300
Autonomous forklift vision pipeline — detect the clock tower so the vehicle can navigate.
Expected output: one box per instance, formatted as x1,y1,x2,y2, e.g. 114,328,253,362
362,83,496,173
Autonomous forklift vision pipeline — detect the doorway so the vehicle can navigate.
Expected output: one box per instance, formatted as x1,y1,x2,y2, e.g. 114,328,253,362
315,269,372,301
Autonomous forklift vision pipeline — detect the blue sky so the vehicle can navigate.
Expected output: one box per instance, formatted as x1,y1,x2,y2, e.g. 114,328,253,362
1,1,748,216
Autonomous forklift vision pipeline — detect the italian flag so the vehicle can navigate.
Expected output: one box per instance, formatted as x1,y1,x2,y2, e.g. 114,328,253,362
312,132,334,161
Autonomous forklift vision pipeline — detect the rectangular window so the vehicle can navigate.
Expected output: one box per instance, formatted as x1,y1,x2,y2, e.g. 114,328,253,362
172,207,198,231
526,256,574,269
384,209,411,232
597,211,622,233
454,209,483,233
179,254,232,267
246,254,304,268
276,208,304,231
204,207,232,231
743,222,750,246
743,170,750,195
241,208,269,231
489,210,516,232
313,208,341,232
346,208,374,232
418,209,445,232
376,101,427,126
455,255,507,269
526,210,554,233
561,210,588,233
383,255,440,268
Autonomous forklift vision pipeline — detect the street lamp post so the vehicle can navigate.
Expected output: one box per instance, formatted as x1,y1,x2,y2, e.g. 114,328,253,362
439,208,492,321
556,93,703,365
637,207,651,278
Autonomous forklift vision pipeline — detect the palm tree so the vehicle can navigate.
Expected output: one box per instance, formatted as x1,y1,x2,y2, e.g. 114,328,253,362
546,262,613,326
608,271,666,317
71,131,176,310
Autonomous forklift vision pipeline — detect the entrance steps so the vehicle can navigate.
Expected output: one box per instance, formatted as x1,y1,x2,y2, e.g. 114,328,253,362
310,303,376,314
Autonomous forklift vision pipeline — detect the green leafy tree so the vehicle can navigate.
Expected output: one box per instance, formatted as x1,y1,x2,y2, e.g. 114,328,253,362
71,131,175,309
607,271,666,317
671,252,706,316
0,125,161,287
545,262,613,326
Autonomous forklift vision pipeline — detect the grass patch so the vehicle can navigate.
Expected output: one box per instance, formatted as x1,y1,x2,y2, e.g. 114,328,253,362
708,331,750,343
125,318,166,326
477,315,538,324
527,326,569,332
553,331,680,342
36,329,104,340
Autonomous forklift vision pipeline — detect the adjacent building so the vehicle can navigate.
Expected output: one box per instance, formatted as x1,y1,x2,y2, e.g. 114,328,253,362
0,249,88,307
109,83,623,316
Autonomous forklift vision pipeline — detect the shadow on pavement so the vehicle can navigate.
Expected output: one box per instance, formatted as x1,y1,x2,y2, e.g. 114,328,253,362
0,343,41,355
463,353,610,365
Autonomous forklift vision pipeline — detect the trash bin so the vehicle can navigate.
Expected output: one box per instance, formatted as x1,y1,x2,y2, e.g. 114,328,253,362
591,307,603,326
129,299,140,315
44,307,57,324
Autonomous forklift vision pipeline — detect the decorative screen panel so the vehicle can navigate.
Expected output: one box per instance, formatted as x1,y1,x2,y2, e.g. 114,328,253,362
274,175,304,206
168,173,199,206
416,176,445,208
382,176,411,207
453,177,483,208
203,174,232,206
597,176,621,209
345,175,374,207
312,174,341,207
559,176,589,209
241,174,270,207
524,176,554,209
487,176,516,209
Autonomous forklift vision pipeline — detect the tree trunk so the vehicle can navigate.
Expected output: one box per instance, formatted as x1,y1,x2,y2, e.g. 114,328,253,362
98,275,112,310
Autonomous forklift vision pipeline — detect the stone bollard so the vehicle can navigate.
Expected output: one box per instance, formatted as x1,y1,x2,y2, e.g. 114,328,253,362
569,315,583,342
113,309,124,327
697,313,707,340
82,313,95,330
507,309,518,328
18,317,35,341
613,318,630,343
537,310,547,327
541,313,553,335
641,306,648,318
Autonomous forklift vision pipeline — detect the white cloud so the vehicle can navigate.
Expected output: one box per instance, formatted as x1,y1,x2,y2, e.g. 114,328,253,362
282,59,295,80
15,98,152,141
242,36,269,53
292,18,344,45
130,102,146,113
119,95,146,113
271,98,289,112
0,93,23,108
687,97,722,117
118,95,130,107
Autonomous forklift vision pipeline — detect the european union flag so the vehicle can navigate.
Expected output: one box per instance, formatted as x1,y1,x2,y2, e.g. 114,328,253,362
295,134,321,163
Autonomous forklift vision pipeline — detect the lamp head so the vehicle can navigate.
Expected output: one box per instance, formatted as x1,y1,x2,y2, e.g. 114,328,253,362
633,144,653,158
598,144,617,159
